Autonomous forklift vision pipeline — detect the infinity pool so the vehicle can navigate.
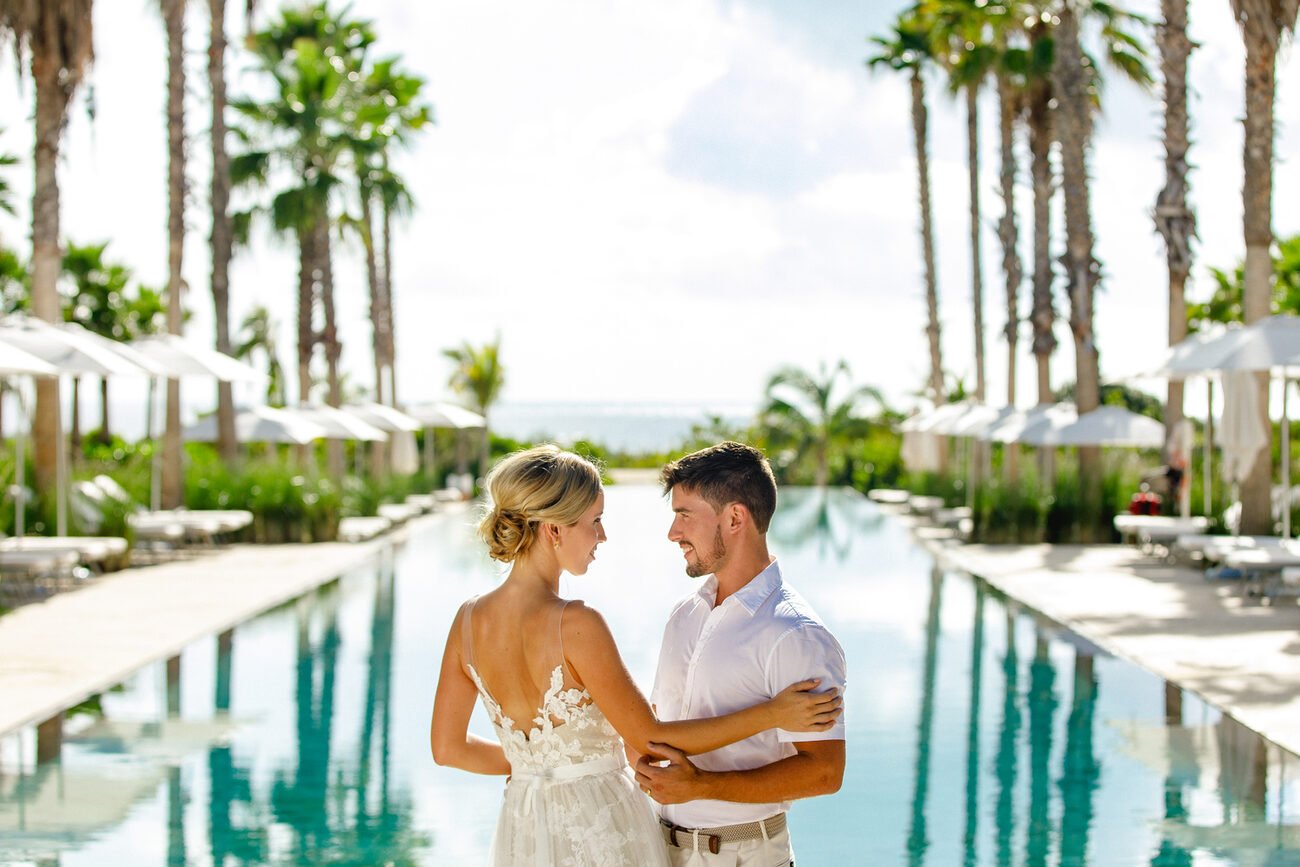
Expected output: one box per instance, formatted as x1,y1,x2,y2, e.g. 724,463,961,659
1,486,1298,865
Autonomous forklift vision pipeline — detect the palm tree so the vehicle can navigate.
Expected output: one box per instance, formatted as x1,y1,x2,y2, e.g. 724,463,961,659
761,361,884,487
935,1,999,406
1052,0,1152,522
443,338,505,479
233,4,378,479
1231,0,1300,534
1022,7,1058,407
160,0,187,509
1154,0,1195,455
993,12,1028,482
869,8,945,411
0,0,95,499
208,0,260,461
347,57,431,412
234,305,287,407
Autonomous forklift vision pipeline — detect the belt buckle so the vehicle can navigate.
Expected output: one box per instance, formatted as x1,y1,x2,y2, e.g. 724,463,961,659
664,822,721,855
706,833,721,855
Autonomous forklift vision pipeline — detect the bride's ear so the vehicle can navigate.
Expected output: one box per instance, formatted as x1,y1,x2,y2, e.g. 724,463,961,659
541,522,561,547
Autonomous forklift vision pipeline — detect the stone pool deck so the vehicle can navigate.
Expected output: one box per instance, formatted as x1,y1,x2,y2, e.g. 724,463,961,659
0,512,446,740
931,540,1300,757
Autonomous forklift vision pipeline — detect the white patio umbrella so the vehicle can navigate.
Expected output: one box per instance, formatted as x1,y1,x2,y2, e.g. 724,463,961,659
1162,315,1300,534
899,400,981,433
0,316,160,535
288,405,389,478
403,401,486,475
1024,406,1165,448
288,405,388,442
126,333,262,382
127,334,264,510
404,401,486,429
183,405,328,445
977,403,1078,444
341,402,422,432
0,341,58,538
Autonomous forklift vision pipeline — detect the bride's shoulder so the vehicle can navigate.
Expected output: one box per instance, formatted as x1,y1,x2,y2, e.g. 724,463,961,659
559,599,615,641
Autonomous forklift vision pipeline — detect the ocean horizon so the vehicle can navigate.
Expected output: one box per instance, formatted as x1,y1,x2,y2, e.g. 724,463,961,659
491,401,755,453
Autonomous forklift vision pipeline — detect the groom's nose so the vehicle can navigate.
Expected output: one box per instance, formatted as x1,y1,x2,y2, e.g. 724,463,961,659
667,516,682,542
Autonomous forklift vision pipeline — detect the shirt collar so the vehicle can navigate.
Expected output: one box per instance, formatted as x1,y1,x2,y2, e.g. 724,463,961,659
698,559,782,615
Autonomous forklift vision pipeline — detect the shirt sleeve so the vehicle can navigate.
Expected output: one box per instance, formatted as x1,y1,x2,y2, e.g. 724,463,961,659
766,627,847,743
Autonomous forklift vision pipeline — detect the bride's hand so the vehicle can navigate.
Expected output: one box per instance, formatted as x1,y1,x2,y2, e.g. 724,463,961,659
768,679,842,732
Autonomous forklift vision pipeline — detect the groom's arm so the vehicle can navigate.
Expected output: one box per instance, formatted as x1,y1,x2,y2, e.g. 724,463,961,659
636,739,843,804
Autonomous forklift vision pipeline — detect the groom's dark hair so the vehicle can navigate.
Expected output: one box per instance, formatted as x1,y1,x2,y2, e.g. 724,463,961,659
660,441,777,533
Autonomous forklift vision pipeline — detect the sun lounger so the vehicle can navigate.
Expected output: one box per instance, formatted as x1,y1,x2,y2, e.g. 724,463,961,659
92,476,252,545
867,489,912,505
0,548,83,603
0,535,130,572
405,494,438,512
1112,515,1210,551
908,495,946,516
1172,534,1283,565
338,516,391,542
377,503,421,525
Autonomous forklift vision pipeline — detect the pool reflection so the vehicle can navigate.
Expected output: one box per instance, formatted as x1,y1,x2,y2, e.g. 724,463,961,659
2,489,1299,866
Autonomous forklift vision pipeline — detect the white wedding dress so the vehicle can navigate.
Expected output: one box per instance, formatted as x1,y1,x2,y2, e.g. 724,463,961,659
462,598,670,867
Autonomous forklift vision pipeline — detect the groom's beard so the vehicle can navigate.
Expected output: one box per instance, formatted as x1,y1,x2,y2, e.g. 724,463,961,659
685,527,727,578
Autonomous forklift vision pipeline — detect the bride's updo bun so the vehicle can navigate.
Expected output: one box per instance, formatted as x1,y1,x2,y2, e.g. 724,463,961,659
478,445,603,563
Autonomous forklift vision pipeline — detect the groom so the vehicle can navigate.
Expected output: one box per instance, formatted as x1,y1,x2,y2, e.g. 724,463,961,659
636,442,846,867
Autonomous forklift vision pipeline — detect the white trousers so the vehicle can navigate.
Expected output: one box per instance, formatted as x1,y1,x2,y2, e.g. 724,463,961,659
663,825,794,867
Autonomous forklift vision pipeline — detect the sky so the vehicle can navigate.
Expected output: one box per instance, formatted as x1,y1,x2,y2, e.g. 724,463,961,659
0,0,1297,430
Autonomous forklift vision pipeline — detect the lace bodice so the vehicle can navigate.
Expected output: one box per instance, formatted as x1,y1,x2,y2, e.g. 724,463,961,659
466,662,623,775
457,596,669,866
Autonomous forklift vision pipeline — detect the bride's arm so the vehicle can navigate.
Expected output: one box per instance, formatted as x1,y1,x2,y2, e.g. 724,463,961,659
430,609,511,775
564,603,838,756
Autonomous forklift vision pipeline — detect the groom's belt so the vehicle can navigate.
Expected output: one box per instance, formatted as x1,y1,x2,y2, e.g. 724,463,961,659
659,812,787,855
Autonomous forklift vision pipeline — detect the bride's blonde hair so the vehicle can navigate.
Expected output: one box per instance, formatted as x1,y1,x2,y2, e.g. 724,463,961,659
478,445,603,562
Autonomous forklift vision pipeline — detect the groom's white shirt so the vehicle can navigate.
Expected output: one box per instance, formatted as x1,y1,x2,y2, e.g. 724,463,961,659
650,559,846,829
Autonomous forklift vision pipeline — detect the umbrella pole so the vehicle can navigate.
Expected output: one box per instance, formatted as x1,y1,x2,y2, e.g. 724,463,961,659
423,426,434,482
1284,377,1291,539
1204,379,1214,518
150,377,163,512
56,376,67,536
14,382,26,538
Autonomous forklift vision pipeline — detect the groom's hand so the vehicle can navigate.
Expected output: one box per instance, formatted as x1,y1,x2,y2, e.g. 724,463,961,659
635,743,704,805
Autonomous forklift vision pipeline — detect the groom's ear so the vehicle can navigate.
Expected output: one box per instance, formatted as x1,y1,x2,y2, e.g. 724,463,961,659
724,502,750,534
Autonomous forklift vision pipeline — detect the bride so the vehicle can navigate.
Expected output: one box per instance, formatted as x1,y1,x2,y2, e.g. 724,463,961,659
430,445,841,866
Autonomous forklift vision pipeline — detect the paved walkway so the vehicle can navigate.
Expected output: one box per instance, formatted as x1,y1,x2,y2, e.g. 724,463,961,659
937,542,1300,757
0,517,432,737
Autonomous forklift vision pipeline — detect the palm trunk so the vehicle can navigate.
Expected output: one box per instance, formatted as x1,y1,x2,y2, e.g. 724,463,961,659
1156,0,1194,460
997,71,1022,484
317,213,345,480
966,80,988,488
161,0,188,510
911,69,944,409
381,191,397,406
70,377,82,458
99,377,111,443
30,50,69,499
1238,9,1281,535
297,230,316,406
361,188,388,477
967,82,986,404
1027,25,1056,408
1054,1,1103,528
911,69,946,467
209,0,238,461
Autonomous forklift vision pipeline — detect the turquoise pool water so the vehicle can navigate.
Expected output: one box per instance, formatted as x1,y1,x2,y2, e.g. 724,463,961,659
1,486,1298,865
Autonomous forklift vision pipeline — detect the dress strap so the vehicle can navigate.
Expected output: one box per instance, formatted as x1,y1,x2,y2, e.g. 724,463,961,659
555,600,581,685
